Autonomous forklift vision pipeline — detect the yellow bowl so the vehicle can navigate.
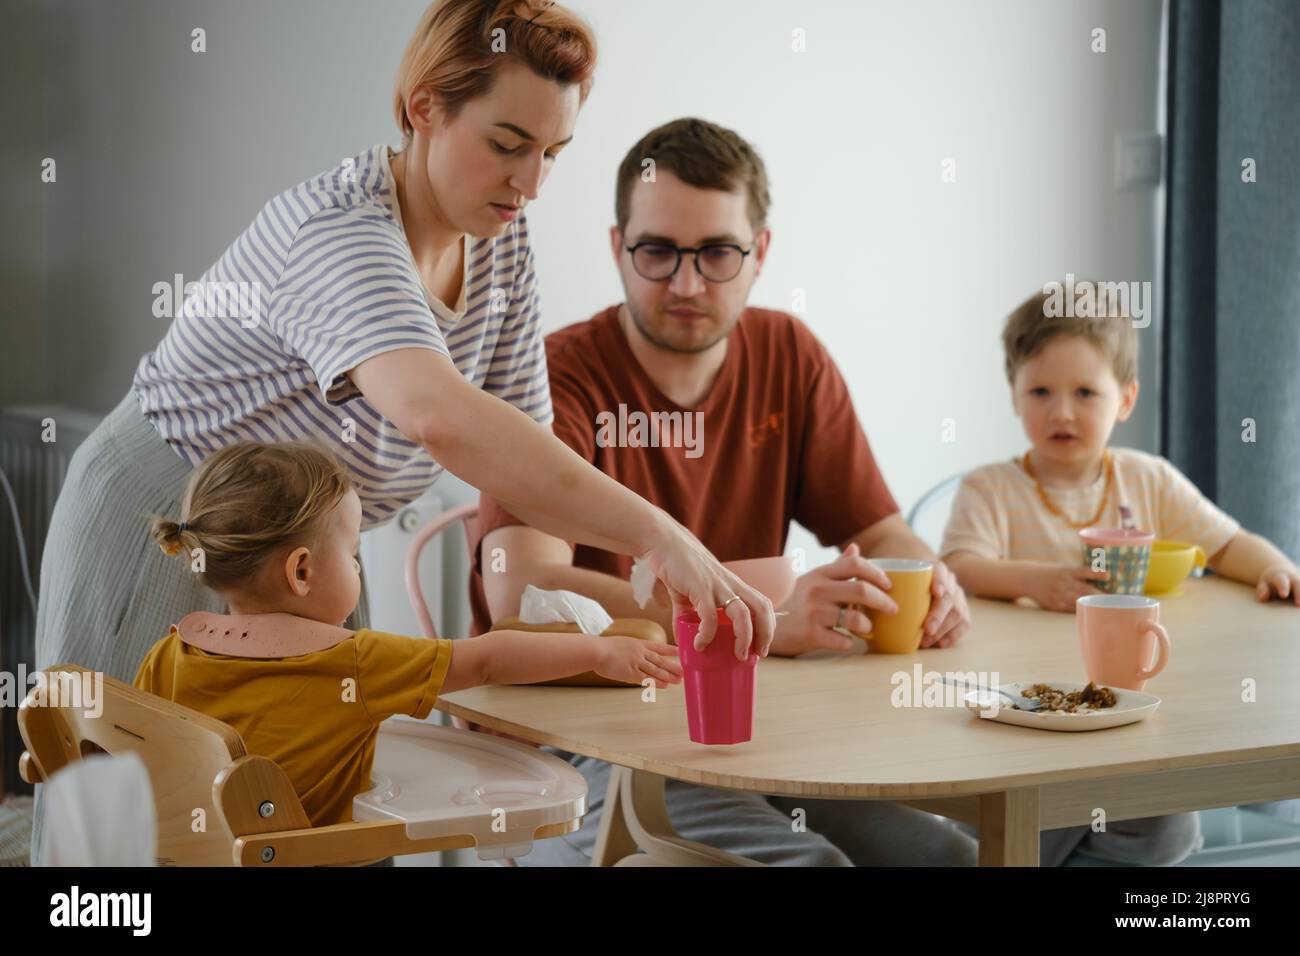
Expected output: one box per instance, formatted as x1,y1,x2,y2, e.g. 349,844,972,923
1143,540,1207,595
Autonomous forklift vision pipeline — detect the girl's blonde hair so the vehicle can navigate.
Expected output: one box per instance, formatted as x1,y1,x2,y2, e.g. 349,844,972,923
150,441,353,594
393,0,598,146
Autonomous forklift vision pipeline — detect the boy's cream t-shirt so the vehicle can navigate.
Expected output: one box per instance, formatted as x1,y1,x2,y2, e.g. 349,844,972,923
134,629,454,828
940,447,1239,565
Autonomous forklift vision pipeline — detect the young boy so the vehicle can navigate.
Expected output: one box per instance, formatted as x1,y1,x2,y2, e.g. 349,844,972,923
942,288,1300,612
940,285,1300,867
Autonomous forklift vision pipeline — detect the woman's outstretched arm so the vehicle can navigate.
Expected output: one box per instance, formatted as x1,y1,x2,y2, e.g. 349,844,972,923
350,348,775,657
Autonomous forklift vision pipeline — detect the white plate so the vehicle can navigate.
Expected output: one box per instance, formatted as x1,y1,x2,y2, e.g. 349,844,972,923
963,679,1160,732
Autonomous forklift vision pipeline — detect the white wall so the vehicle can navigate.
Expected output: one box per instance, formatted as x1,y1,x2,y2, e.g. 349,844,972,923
537,0,1165,563
14,0,1163,571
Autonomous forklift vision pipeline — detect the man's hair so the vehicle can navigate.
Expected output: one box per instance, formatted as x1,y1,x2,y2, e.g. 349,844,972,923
615,117,771,237
1002,286,1139,386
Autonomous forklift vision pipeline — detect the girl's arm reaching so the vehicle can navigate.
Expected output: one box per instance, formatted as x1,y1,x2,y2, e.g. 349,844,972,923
440,630,682,695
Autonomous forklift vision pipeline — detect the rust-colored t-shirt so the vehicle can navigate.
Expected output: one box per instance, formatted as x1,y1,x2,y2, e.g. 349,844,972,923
469,305,898,633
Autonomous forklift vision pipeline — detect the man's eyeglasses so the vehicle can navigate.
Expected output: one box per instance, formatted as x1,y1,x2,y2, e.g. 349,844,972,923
624,241,754,283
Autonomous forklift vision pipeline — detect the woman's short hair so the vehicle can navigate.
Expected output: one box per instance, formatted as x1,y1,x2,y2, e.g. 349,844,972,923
394,0,598,144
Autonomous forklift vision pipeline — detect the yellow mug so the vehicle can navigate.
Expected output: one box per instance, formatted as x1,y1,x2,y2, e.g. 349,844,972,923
852,559,934,653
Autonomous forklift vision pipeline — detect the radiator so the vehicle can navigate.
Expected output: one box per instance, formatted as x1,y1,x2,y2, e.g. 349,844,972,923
360,491,449,639
0,404,101,795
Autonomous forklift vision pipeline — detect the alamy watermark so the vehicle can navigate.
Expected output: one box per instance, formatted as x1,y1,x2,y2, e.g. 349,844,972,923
152,273,264,329
1,667,103,719
890,664,1003,716
50,885,150,935
1042,274,1151,329
595,403,705,460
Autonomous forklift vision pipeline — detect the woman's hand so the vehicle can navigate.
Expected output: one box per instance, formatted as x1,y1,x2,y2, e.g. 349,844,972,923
594,636,683,687
640,514,776,660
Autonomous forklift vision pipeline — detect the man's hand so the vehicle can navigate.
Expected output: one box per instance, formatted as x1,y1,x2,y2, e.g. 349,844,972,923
920,560,972,648
770,544,896,656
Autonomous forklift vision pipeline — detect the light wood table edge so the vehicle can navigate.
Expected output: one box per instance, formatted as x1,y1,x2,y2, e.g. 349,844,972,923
439,697,1300,867
904,752,1300,826
593,755,1300,869
436,699,1300,798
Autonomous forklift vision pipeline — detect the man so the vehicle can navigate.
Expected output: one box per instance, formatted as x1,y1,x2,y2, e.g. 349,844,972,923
470,117,976,866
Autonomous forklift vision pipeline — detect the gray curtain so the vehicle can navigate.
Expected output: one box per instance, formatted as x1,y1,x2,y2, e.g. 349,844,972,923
1163,0,1300,822
1163,0,1300,557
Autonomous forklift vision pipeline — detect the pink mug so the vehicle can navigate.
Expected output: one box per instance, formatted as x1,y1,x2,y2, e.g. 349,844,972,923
1076,594,1171,691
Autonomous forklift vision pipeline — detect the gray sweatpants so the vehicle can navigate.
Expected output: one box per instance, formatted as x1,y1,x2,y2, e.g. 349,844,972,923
518,752,1201,867
518,751,979,866
30,390,372,865
965,812,1202,867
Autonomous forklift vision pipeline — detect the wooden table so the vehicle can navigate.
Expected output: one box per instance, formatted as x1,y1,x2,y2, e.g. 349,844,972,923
437,577,1300,866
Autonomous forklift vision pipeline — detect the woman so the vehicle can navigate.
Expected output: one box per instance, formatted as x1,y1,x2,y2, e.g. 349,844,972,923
32,0,772,862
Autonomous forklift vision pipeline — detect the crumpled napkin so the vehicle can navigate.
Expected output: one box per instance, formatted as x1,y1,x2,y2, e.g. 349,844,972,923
629,555,657,609
518,584,614,635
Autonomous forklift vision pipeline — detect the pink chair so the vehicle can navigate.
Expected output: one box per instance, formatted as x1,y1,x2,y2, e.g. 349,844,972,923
404,501,479,737
405,501,479,641
403,502,539,725
405,502,523,867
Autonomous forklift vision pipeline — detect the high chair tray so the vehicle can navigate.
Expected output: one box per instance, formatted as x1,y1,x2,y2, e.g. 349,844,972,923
353,717,588,860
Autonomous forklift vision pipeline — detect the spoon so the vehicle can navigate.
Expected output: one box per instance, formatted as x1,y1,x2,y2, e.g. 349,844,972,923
938,676,1045,712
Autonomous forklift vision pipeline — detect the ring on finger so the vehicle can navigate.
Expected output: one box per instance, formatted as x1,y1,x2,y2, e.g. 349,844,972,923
833,606,856,640
721,594,743,611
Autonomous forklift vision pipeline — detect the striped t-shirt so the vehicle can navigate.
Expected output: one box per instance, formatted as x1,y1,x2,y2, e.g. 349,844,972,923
133,143,552,527
939,446,1239,564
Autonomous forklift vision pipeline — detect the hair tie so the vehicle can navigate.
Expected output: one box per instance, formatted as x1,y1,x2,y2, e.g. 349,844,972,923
480,2,553,34
526,2,554,27
178,521,189,533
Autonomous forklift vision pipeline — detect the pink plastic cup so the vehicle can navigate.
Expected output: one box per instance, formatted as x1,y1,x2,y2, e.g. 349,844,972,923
674,609,757,745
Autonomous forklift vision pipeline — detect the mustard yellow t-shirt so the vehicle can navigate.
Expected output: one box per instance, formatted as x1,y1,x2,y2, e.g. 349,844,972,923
133,629,454,828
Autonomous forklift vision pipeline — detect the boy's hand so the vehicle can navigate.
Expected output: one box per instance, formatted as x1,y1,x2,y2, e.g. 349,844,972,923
595,637,683,688
1031,565,1110,613
1256,564,1300,606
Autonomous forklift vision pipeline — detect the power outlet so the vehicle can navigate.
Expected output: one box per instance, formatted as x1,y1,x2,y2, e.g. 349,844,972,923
1115,132,1163,190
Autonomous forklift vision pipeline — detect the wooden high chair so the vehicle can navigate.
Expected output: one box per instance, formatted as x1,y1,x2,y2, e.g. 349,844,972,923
18,664,583,866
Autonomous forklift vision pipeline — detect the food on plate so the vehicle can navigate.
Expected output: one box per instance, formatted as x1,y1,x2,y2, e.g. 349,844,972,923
1013,681,1118,713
